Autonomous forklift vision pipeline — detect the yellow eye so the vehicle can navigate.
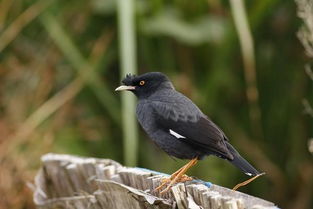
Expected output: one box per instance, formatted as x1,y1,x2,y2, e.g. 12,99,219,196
139,80,145,86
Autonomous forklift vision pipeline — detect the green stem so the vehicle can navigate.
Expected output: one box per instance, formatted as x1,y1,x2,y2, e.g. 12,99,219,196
117,0,138,166
229,0,263,139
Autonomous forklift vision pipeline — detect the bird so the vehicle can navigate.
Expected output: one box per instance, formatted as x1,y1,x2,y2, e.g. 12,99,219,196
115,72,264,193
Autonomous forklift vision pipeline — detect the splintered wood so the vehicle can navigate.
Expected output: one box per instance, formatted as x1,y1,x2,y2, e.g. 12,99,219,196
33,153,278,209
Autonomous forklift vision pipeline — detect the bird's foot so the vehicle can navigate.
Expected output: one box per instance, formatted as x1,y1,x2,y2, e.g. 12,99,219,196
154,174,193,194
154,158,198,194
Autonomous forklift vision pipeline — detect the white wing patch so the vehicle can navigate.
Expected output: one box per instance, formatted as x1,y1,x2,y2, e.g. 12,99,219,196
169,129,186,139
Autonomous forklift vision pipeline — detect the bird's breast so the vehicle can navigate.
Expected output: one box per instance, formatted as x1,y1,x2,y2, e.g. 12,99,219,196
136,101,158,135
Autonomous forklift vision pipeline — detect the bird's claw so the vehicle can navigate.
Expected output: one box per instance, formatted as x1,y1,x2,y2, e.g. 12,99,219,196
180,175,193,182
154,174,193,194
154,178,170,192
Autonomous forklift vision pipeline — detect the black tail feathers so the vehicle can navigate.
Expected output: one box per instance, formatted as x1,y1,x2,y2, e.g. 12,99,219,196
226,142,261,176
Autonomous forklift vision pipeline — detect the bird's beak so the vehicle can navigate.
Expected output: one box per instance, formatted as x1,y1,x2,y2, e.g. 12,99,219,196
115,85,136,91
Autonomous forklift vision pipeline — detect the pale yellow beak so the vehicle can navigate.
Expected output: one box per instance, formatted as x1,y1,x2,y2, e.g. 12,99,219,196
115,85,136,91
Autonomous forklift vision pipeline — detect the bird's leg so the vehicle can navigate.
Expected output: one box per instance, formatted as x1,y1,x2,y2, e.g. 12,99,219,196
154,164,188,191
155,158,198,193
232,173,265,191
160,158,198,193
159,163,187,184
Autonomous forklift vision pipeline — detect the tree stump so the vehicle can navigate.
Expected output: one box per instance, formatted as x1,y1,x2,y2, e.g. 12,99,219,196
33,153,278,209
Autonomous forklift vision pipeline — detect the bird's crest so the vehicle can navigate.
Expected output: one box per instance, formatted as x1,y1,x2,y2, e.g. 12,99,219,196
122,73,136,85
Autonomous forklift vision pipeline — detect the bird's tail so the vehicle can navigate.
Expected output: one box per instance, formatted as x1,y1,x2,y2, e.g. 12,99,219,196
226,142,261,176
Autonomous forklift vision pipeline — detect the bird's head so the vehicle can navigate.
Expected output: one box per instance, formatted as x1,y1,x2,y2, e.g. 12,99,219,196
115,72,174,98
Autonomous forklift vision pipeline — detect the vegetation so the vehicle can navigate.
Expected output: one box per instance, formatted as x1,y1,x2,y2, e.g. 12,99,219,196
0,0,311,209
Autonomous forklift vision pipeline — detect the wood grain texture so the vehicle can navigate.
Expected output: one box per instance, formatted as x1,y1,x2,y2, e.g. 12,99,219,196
33,153,278,209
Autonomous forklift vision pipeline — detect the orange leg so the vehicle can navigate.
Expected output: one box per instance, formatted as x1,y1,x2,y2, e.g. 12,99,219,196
154,167,184,192
232,172,265,191
159,162,189,183
156,164,190,189
155,158,198,194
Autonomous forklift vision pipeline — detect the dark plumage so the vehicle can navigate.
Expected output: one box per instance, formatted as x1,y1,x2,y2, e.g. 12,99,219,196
116,72,261,180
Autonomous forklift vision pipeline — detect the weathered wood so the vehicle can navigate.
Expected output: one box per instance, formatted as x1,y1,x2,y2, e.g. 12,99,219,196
33,153,278,209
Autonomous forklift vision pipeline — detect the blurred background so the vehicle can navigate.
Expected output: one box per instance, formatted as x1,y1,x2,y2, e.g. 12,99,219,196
0,0,312,208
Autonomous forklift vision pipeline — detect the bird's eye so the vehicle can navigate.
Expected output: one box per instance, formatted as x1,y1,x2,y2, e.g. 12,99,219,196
139,80,145,86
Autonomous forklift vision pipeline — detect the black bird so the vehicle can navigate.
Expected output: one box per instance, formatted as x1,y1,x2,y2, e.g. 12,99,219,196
115,72,263,192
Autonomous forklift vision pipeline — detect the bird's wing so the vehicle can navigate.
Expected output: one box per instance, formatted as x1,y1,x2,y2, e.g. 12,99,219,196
149,98,233,159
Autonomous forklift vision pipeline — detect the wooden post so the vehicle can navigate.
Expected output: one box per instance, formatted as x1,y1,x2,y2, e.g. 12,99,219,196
33,153,278,209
